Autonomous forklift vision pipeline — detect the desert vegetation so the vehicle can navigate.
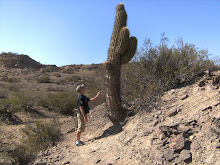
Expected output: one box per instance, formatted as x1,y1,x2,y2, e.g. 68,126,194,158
121,33,216,111
10,119,61,165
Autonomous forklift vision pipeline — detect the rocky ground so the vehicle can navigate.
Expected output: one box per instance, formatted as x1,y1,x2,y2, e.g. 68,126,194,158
31,70,220,165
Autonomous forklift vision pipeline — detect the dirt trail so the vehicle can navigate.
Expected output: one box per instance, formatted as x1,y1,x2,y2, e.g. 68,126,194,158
33,72,220,165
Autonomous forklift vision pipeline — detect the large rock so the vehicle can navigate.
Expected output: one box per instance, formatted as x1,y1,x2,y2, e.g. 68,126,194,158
170,133,185,151
179,150,192,162
180,94,189,100
198,80,206,87
164,150,174,161
177,125,191,133
149,119,159,127
167,108,179,117
191,141,201,150
212,76,220,85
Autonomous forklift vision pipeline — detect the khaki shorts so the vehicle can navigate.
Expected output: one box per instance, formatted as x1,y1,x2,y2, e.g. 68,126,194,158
77,113,85,132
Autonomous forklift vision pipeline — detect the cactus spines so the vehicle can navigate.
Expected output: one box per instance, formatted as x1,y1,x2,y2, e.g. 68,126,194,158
104,3,137,123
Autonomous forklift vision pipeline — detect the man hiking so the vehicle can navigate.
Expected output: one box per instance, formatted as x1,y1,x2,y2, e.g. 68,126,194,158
75,84,101,146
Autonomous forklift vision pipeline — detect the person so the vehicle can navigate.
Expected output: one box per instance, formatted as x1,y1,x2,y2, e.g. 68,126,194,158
75,84,101,146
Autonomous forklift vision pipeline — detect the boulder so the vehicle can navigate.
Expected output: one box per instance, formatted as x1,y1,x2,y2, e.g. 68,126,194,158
179,150,192,162
198,80,205,87
164,150,174,161
168,108,178,117
191,141,201,150
170,133,185,151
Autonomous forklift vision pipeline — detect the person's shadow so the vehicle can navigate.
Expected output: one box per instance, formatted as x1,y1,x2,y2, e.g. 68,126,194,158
88,120,128,142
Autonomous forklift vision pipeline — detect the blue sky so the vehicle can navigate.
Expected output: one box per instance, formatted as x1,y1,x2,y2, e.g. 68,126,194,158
0,0,219,66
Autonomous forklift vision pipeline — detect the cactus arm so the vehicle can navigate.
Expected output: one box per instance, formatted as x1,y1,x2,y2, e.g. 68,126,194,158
115,27,130,55
121,37,137,64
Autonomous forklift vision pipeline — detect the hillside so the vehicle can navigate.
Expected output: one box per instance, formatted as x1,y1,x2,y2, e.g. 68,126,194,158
0,53,219,165
0,53,104,105
0,53,43,69
31,70,219,165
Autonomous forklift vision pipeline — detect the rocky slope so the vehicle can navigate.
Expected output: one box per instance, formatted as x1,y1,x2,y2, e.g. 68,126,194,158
32,70,220,165
0,53,43,69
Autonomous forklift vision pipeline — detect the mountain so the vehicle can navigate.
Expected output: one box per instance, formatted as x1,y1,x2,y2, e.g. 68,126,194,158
0,52,43,69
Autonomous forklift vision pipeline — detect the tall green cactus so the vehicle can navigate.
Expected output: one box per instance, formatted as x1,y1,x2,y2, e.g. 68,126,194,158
104,3,137,122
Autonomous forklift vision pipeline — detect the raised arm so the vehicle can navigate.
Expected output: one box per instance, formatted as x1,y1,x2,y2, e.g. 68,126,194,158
89,91,101,103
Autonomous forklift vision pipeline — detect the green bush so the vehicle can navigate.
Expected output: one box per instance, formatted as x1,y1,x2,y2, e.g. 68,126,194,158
36,75,50,83
0,89,9,99
11,119,61,165
86,78,105,108
36,91,77,115
56,78,67,85
13,90,36,112
48,91,77,114
6,77,21,83
0,90,39,123
21,120,61,149
63,67,74,74
46,86,64,92
66,75,81,82
0,97,22,124
8,84,20,92
11,144,35,165
54,73,61,77
121,33,216,110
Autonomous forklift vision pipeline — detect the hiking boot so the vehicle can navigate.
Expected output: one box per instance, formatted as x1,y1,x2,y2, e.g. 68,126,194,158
75,140,85,146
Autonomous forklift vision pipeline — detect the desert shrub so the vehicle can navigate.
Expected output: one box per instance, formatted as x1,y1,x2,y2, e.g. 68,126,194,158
0,97,23,123
37,91,77,114
121,33,215,110
63,67,74,74
49,91,77,114
0,90,39,123
11,144,35,165
54,73,61,77
21,120,61,149
13,90,36,112
8,84,20,92
0,98,22,113
36,75,50,83
66,75,81,82
0,89,9,99
86,78,105,108
35,92,50,109
6,77,21,83
56,78,67,85
11,119,61,165
46,86,64,92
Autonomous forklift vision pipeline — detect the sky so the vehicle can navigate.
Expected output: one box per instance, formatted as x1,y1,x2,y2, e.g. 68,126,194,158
0,0,219,66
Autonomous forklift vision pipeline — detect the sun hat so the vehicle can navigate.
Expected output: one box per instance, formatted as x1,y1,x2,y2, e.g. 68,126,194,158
76,84,85,92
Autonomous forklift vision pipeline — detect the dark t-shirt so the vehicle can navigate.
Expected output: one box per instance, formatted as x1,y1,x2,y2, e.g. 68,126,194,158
77,94,90,114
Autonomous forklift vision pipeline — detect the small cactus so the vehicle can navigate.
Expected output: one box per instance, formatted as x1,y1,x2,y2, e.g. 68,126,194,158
104,3,137,122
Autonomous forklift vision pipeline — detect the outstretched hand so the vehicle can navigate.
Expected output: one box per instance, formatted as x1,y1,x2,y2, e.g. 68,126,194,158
97,91,101,97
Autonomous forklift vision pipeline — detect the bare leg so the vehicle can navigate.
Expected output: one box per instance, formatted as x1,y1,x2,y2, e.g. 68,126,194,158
76,130,81,141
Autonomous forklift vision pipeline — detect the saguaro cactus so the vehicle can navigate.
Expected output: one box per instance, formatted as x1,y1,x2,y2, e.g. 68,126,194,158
104,3,137,122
